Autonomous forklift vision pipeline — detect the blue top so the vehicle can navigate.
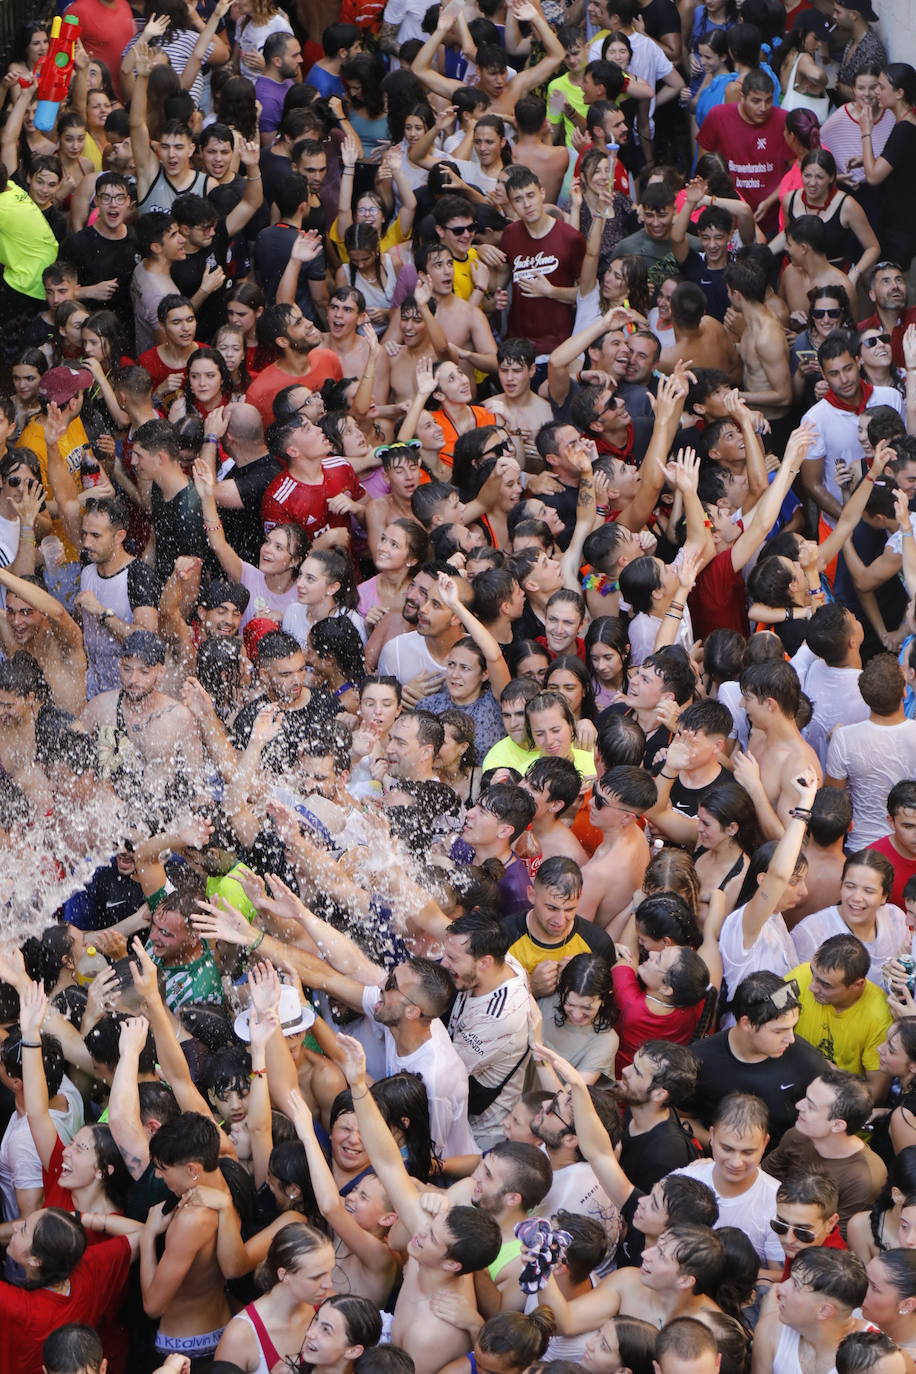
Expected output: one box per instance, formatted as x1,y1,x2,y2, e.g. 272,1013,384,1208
418,688,505,758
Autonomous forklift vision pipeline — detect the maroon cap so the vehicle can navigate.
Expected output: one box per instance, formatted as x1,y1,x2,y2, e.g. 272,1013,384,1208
38,365,93,406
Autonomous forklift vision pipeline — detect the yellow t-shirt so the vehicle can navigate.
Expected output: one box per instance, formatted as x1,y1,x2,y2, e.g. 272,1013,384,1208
0,181,59,298
790,962,892,1077
482,735,596,781
329,214,410,262
18,415,91,561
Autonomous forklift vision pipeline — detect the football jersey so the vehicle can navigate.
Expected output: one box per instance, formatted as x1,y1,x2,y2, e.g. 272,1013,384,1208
261,457,364,537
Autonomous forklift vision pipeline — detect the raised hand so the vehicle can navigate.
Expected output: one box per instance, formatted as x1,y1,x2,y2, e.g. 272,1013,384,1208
291,230,324,264
334,1031,368,1085
18,980,47,1042
119,1015,151,1057
192,896,257,948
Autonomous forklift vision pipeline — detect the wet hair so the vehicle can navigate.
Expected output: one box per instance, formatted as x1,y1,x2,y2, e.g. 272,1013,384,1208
1,1027,64,1094
317,1294,384,1352
257,1221,332,1291
544,654,597,720
664,1224,726,1297
698,781,762,857
790,1247,869,1309
813,933,871,987
660,1175,720,1229
554,954,616,1033
150,1111,221,1171
23,1209,86,1290
595,712,646,771
476,1309,557,1368
643,848,701,918
664,948,710,1008
729,971,801,1028
636,893,702,950
355,1350,415,1374
777,1171,839,1215
534,855,584,899
703,629,746,689
816,1066,874,1135
524,755,581,816
42,1325,104,1374
713,1091,769,1138
657,1317,718,1365
640,1041,699,1108
841,847,893,899
837,1332,902,1374
715,1227,760,1323
440,1204,502,1274
309,616,366,685
739,659,801,718
485,1141,553,1211
371,1072,437,1181
85,1012,156,1075
807,786,853,848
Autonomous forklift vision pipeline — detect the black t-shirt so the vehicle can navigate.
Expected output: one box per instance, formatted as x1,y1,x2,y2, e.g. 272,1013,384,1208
231,690,341,765
681,250,729,322
618,1186,648,1266
253,223,326,319
640,0,681,38
540,482,580,550
124,558,163,610
669,764,729,819
170,220,231,342
219,453,282,563
60,224,140,323
151,480,215,580
619,1110,697,1193
690,1028,828,1144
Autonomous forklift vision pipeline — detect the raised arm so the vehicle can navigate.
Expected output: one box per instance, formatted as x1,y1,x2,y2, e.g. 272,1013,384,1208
193,452,243,582
127,41,155,195
617,371,689,532
335,1033,423,1228
109,1016,155,1181
128,938,215,1119
19,981,59,1171
738,770,816,946
411,7,463,101
509,0,566,98
434,571,510,695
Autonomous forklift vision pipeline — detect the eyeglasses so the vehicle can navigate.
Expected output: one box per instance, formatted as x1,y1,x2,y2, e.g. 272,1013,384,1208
601,395,625,416
446,223,475,236
547,1090,575,1133
862,333,892,347
749,977,801,1015
384,968,422,1009
593,790,637,815
811,307,842,319
770,1217,817,1244
97,193,128,205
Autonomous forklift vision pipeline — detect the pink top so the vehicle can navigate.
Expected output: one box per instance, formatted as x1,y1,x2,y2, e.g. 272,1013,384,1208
357,574,382,616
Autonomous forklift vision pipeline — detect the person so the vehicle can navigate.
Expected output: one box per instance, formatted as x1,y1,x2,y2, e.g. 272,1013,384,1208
76,497,161,698
791,850,906,987
735,659,823,838
859,262,916,369
578,766,657,927
440,1311,557,1374
335,1032,501,1374
698,72,791,235
765,1173,845,1282
826,656,916,850
498,167,587,359
670,1093,784,1266
868,781,916,908
0,164,60,361
789,934,894,1095
533,954,620,1087
605,1041,700,1194
752,1248,871,1374
0,566,86,714
723,260,793,434
763,1068,888,1231
520,757,590,866
503,856,615,999
214,1224,338,1373
689,971,828,1146
611,939,711,1073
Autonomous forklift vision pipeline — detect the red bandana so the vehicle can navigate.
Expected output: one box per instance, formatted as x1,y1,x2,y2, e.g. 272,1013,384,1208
824,380,875,414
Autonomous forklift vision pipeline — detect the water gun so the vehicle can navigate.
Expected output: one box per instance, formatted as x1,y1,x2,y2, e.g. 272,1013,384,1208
33,14,80,132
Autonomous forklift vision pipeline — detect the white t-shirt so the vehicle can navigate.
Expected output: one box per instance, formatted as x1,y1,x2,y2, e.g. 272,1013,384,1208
361,985,477,1156
448,969,534,1151
281,602,367,647
717,681,749,749
540,1159,621,1258
718,904,796,1026
791,903,908,987
377,629,445,684
795,657,869,759
826,718,916,849
383,0,431,44
669,1158,783,1264
628,605,694,668
237,12,293,81
802,387,904,522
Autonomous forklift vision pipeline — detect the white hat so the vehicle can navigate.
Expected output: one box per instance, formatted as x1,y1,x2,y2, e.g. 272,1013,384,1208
233,983,316,1042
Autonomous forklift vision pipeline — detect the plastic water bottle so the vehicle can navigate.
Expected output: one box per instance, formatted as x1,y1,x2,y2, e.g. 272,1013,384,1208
75,945,108,987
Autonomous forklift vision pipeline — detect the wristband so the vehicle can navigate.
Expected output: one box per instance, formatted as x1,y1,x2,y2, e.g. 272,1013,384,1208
249,1067,267,1078
250,929,266,951
20,1041,41,1049
660,771,677,780
204,433,221,445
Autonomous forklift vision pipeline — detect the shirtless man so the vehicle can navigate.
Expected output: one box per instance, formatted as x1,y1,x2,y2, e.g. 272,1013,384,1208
387,283,449,405
387,245,497,379
511,96,571,207
659,283,740,382
0,656,59,810
521,756,589,866
445,1141,552,1316
578,766,656,927
366,443,425,560
336,1033,501,1374
411,0,565,121
733,658,822,839
488,338,554,469
778,216,857,324
320,287,389,404
80,629,204,801
142,1112,236,1362
724,260,792,428
0,567,86,713
540,1221,727,1335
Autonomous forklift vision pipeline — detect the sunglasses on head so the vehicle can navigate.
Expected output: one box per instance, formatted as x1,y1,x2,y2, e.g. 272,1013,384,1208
862,333,892,347
811,307,842,319
770,1217,817,1243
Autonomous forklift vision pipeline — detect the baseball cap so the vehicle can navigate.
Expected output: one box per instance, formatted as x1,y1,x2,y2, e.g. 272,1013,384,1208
39,365,93,407
837,0,878,20
199,578,250,613
120,629,166,665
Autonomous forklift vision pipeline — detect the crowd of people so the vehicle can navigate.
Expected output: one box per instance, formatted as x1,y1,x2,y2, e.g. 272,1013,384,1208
3,0,916,1373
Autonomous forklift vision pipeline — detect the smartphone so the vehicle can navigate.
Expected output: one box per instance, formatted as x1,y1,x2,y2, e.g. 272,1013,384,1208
796,349,818,365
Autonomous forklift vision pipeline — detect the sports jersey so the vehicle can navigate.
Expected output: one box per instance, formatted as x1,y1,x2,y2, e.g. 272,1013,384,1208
503,911,615,977
448,967,533,1149
261,457,364,537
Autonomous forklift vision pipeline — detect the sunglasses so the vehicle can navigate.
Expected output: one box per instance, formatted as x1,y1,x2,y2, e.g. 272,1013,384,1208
861,333,892,347
874,260,903,274
811,307,842,319
484,439,513,458
446,223,475,236
384,968,422,1009
770,1217,817,1244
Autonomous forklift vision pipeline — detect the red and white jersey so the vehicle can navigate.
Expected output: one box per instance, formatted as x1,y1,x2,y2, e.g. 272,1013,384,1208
260,457,364,537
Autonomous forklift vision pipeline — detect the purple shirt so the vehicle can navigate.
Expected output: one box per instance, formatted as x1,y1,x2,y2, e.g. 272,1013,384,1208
255,75,293,133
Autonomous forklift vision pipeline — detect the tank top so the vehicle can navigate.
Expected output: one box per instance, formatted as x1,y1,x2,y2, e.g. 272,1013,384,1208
781,54,831,123
774,1322,836,1374
786,188,853,268
236,1304,284,1374
487,1237,523,1281
137,167,210,216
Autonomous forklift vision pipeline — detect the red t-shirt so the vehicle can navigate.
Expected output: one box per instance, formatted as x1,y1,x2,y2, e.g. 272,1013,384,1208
66,0,136,98
611,963,705,1073
137,344,202,391
698,103,790,229
501,218,586,354
261,457,364,537
859,307,916,369
690,547,750,641
246,352,344,429
0,1235,131,1374
779,1225,846,1279
867,834,916,908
